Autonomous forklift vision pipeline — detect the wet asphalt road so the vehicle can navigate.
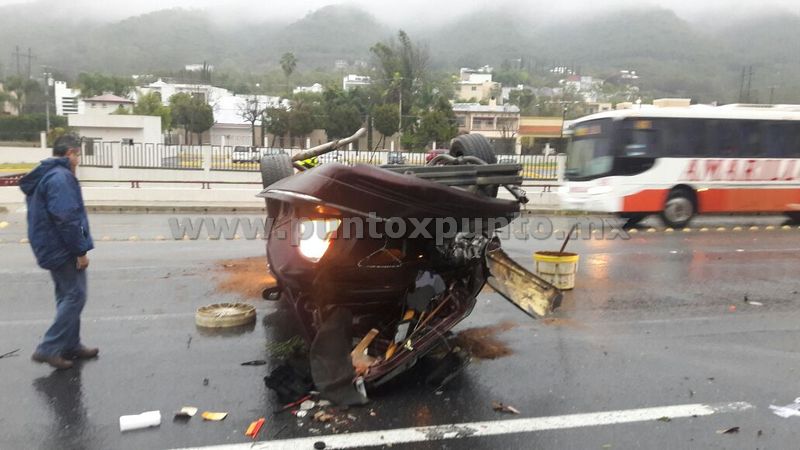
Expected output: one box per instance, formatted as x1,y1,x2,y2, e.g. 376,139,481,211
1,212,800,449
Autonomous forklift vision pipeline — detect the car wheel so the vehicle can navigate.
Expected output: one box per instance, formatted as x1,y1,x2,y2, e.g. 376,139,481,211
450,133,497,164
260,153,294,188
660,188,695,229
449,134,498,197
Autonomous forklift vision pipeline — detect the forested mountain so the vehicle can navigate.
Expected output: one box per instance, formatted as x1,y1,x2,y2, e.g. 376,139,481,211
0,2,798,102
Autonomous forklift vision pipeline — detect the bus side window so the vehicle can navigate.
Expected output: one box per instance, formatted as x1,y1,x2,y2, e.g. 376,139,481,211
740,121,763,157
787,122,800,158
763,122,788,158
622,121,660,157
708,120,741,157
665,119,705,156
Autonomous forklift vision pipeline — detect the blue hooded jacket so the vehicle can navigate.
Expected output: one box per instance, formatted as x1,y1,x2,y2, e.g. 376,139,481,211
19,158,94,270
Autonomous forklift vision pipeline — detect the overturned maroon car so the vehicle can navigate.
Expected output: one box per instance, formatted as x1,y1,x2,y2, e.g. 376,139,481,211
258,129,561,404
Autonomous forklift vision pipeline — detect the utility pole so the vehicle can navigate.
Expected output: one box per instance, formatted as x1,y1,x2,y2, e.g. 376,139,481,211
738,66,746,103
12,46,35,78
43,68,51,132
398,85,403,151
13,45,21,76
769,86,776,105
745,65,754,103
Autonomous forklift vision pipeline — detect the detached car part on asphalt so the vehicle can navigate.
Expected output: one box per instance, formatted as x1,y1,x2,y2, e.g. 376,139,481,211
256,130,561,403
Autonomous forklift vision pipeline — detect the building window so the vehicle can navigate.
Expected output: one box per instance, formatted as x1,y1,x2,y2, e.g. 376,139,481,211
456,116,466,127
472,117,495,130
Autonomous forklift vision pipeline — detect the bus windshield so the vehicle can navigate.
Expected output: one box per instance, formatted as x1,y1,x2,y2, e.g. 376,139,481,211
565,119,613,179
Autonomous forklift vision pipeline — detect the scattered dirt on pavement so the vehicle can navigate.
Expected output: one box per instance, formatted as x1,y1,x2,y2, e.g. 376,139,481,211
540,317,584,328
453,321,518,359
215,257,277,299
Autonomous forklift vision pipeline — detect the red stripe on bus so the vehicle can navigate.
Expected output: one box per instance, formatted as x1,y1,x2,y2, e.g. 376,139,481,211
622,187,800,213
622,189,668,212
697,188,800,213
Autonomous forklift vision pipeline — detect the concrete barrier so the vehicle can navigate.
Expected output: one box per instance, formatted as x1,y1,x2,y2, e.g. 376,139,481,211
0,147,51,164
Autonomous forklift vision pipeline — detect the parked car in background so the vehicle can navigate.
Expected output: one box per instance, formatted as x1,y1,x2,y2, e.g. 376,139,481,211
233,146,285,163
425,148,448,163
386,151,406,165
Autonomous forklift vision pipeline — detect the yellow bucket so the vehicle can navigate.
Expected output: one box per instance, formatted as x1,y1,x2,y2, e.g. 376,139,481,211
533,251,580,290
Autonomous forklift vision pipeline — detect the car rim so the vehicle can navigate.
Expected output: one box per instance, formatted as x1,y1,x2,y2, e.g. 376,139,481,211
664,197,692,224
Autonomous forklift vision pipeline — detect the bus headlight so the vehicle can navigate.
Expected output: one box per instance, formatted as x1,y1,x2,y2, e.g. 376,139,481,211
587,186,613,196
298,219,341,262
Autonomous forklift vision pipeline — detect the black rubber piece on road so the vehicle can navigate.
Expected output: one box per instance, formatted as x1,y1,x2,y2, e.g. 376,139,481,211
260,153,294,188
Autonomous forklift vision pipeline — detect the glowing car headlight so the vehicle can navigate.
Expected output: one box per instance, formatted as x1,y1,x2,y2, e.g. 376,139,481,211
298,219,340,262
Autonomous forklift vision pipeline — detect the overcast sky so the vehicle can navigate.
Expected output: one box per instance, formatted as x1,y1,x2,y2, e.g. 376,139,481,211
1,0,798,24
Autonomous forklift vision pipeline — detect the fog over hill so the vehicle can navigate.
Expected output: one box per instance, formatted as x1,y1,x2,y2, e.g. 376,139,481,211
0,1,799,102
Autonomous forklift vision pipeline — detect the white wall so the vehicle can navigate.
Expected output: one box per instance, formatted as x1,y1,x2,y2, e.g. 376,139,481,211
0,146,51,164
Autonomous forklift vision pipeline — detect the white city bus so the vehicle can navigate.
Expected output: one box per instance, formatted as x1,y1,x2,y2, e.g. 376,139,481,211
559,103,800,227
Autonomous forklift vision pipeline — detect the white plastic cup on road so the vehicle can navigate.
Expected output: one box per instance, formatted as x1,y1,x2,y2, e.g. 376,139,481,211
119,410,161,432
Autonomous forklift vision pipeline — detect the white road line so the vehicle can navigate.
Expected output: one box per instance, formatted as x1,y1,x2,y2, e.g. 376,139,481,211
172,401,753,450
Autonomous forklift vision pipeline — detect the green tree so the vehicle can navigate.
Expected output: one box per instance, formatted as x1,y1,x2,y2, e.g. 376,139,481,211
169,93,213,144
134,92,172,131
322,87,363,140
372,103,399,148
76,73,135,98
407,97,457,150
508,88,536,114
263,107,289,147
287,98,318,146
280,52,298,96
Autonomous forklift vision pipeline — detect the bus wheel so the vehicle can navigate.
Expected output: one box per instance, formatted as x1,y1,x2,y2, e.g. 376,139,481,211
661,188,695,229
619,213,647,228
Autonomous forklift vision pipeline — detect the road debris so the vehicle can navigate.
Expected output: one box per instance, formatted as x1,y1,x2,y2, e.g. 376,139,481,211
769,397,800,418
0,348,20,359
300,400,316,411
295,410,308,418
266,336,307,359
492,402,521,414
245,418,266,438
174,406,198,419
201,411,228,421
241,360,267,366
314,411,335,423
716,426,740,434
657,416,671,422
203,378,209,386
265,365,313,405
119,410,161,432
314,441,326,449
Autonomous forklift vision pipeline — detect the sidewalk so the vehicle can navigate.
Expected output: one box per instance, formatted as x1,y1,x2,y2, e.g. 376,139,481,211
0,184,562,214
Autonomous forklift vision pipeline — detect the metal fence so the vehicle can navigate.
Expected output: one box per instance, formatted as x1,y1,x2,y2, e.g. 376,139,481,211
79,143,564,182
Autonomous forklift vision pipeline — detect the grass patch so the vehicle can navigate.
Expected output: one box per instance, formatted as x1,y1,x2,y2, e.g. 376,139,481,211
0,163,35,173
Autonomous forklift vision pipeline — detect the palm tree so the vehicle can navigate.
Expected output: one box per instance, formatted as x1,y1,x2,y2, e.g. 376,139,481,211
280,52,297,97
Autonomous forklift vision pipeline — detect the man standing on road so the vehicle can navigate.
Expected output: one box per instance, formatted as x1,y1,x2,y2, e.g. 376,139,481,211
19,133,98,370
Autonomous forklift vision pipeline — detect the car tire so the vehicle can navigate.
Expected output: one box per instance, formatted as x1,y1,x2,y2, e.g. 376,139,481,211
660,188,696,229
449,133,497,164
449,134,499,197
260,153,294,188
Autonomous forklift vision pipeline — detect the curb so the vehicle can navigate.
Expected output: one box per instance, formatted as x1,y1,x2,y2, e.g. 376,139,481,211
86,205,267,214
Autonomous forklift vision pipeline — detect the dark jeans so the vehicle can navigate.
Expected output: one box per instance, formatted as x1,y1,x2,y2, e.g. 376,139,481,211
36,258,87,357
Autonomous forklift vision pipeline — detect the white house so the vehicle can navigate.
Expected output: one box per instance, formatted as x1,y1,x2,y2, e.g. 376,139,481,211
83,94,134,115
293,83,324,95
210,94,283,146
343,74,371,91
54,81,84,116
68,114,162,144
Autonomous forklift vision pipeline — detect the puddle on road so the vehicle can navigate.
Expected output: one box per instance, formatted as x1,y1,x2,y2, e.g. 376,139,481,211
453,321,518,360
215,257,277,300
